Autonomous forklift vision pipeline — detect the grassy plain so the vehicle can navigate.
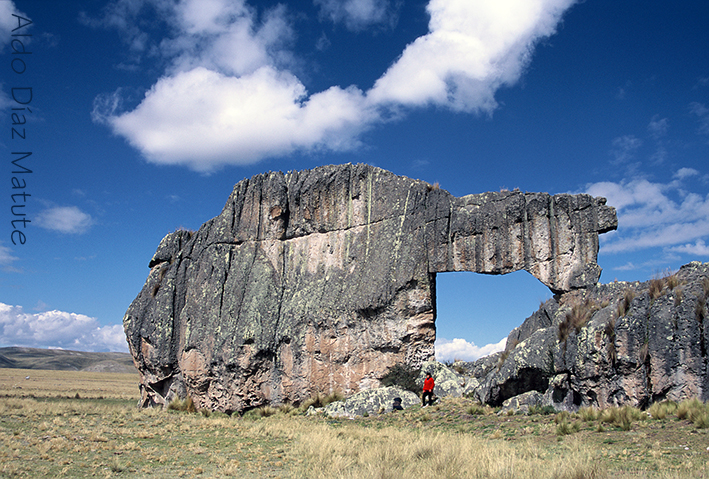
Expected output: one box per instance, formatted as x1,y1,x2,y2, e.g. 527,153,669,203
1,368,708,478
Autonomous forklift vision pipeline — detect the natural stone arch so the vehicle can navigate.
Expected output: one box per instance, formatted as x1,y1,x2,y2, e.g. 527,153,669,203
124,164,617,413
433,270,553,357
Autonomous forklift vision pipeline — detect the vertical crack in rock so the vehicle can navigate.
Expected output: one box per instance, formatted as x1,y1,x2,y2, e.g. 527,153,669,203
125,164,617,413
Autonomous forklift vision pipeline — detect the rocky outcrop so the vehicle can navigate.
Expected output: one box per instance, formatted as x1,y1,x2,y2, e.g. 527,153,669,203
123,163,616,413
322,386,420,417
472,261,709,410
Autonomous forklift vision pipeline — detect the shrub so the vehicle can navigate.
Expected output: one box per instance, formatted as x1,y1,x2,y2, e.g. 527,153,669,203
380,363,421,394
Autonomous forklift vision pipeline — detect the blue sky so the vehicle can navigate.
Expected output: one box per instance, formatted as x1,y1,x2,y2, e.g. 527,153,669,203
1,0,708,361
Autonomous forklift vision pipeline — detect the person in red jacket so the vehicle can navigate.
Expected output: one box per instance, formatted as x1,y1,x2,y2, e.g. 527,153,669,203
422,373,435,407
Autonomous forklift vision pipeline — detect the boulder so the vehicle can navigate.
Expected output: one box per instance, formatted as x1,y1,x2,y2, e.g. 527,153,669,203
322,386,420,417
500,390,545,415
418,360,470,398
476,261,709,410
123,164,616,413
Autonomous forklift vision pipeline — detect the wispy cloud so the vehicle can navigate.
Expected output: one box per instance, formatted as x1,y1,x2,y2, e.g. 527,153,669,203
0,242,20,271
610,135,643,165
0,303,128,352
315,0,398,31
0,2,30,50
435,336,506,362
35,206,93,234
647,115,668,140
585,172,709,255
90,0,577,172
690,102,709,138
668,239,709,256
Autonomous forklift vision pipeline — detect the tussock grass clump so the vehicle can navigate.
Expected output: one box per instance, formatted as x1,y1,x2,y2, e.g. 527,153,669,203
554,411,581,436
649,277,665,300
465,403,487,415
604,317,617,364
167,396,197,413
648,400,678,420
666,271,681,290
251,405,278,418
616,288,636,318
638,340,650,365
528,405,556,416
696,294,707,322
674,287,683,306
578,406,600,422
559,299,599,343
300,391,344,412
496,339,518,371
676,398,709,428
600,405,645,431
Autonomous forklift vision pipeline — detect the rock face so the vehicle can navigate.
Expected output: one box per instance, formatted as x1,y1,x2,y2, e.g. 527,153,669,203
472,261,709,410
123,164,616,413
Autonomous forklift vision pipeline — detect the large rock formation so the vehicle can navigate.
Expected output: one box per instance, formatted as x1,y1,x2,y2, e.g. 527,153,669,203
123,164,616,413
471,261,709,409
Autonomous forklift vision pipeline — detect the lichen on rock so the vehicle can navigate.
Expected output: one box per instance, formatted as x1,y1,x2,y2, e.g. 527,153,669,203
123,164,616,413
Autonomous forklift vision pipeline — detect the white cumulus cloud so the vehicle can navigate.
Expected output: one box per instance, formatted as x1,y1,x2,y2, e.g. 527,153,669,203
369,0,575,112
108,66,375,171
35,206,93,234
0,303,128,352
435,336,506,362
92,0,577,171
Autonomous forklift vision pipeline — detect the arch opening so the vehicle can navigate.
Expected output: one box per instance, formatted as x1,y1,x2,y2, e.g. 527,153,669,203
433,270,552,363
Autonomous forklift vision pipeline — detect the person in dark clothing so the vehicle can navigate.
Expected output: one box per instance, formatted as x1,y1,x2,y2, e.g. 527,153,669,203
392,397,403,411
422,373,435,406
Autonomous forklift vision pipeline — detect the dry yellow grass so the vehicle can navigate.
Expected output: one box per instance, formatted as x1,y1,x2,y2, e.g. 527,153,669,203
0,368,139,400
1,369,708,478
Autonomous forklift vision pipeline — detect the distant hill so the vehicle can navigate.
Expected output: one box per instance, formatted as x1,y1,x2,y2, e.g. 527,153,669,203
0,347,137,374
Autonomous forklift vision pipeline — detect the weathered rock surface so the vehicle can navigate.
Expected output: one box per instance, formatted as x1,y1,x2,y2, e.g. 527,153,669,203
470,261,709,410
418,360,477,398
123,163,616,413
322,386,420,417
